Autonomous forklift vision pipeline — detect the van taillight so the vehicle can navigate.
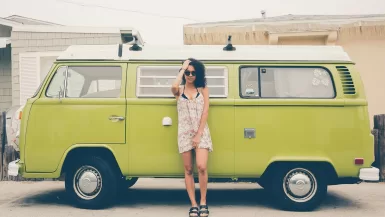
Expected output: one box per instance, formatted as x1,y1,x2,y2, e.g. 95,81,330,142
18,111,22,120
355,158,364,165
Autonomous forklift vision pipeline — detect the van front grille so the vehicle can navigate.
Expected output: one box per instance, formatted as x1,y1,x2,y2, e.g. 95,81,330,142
336,66,356,95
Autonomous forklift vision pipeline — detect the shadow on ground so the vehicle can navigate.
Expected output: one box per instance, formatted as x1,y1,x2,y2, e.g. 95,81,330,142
10,184,361,211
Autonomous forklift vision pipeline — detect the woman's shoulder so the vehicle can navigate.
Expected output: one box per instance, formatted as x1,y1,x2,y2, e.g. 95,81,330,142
197,86,209,93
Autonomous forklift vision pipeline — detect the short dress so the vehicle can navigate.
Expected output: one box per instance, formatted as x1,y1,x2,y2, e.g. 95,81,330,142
177,87,213,153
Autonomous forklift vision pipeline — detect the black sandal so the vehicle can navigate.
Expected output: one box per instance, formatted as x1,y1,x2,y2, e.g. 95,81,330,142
199,205,209,217
189,207,199,217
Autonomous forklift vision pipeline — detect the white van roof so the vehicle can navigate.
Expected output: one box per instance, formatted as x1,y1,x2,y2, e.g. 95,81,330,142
57,44,353,63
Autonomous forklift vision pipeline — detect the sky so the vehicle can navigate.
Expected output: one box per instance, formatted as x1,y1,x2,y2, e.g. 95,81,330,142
1,0,385,45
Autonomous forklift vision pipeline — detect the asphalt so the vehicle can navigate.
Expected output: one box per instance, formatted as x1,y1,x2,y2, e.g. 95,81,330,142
0,178,384,217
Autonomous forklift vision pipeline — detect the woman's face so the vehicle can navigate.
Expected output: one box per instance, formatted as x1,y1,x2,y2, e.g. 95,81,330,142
184,65,196,84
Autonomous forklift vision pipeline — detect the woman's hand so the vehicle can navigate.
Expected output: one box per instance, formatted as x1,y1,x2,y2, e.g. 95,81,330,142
192,133,201,149
182,59,191,71
171,59,191,97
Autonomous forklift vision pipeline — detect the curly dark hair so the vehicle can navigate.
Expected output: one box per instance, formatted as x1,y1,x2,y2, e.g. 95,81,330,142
181,58,207,88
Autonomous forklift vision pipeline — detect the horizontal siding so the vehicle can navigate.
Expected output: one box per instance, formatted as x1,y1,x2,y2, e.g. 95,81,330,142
10,31,122,106
0,45,12,112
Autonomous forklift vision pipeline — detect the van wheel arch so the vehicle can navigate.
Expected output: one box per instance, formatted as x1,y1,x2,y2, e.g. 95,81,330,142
259,161,338,189
259,161,336,211
61,147,123,178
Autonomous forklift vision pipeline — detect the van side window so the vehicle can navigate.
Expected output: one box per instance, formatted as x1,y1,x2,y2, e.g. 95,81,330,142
66,68,85,97
46,66,67,98
260,67,335,98
136,66,228,98
240,67,260,98
66,66,122,98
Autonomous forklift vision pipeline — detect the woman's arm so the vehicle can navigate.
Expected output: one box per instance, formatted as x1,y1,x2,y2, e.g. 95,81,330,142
192,87,209,148
171,60,190,98
197,87,210,136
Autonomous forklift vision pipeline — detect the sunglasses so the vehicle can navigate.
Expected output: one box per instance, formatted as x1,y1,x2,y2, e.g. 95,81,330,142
184,70,196,76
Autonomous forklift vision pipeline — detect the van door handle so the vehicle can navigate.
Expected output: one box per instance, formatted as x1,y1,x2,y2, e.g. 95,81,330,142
109,116,125,122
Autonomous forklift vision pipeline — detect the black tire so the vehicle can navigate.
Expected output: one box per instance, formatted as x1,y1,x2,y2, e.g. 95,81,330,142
124,177,139,188
118,177,138,191
116,177,138,198
270,165,327,211
258,179,272,191
65,155,118,209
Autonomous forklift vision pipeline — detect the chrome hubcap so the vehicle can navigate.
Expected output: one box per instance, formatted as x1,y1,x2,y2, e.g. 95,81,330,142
73,166,102,200
283,168,317,202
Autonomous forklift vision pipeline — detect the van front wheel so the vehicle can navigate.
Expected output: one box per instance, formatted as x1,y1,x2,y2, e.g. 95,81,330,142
271,166,327,211
65,156,118,209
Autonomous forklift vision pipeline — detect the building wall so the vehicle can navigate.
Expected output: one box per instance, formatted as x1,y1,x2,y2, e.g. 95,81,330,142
183,23,385,127
337,39,385,126
277,36,327,45
0,45,12,112
10,31,122,106
0,25,12,37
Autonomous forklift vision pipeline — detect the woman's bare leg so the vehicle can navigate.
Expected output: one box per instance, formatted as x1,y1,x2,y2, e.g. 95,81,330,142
182,150,198,211
196,148,209,205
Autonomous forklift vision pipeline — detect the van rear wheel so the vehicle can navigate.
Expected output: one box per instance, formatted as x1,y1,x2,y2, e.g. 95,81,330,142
65,156,118,209
271,166,327,211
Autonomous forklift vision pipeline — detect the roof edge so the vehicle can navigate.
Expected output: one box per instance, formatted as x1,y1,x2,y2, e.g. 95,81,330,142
12,25,144,45
5,15,63,26
184,13,385,27
12,25,137,33
0,18,23,27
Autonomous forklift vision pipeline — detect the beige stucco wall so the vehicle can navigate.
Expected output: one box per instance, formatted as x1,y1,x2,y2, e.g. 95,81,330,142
337,39,385,126
183,22,385,127
277,36,327,45
10,31,122,106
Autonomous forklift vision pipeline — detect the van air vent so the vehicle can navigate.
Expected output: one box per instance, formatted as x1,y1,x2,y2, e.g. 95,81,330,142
336,66,356,95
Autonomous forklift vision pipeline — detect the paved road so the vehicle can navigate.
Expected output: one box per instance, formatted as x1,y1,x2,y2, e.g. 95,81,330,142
0,179,384,217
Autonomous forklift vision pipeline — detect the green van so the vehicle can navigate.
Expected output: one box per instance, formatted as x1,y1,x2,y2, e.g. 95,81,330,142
8,41,379,211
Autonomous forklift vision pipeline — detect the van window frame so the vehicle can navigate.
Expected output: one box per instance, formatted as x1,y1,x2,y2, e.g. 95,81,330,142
136,65,229,98
238,65,337,99
45,65,68,98
44,65,124,99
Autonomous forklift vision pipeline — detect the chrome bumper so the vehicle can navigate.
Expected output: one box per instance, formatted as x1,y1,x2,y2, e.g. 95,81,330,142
359,167,380,182
8,159,20,177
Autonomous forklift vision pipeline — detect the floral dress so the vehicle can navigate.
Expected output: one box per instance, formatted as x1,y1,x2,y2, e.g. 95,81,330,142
177,87,213,153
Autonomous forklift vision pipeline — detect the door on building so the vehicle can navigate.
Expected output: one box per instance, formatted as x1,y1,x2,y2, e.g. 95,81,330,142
19,52,62,106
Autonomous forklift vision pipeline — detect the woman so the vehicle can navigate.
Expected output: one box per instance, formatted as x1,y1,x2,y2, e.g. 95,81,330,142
171,58,213,217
